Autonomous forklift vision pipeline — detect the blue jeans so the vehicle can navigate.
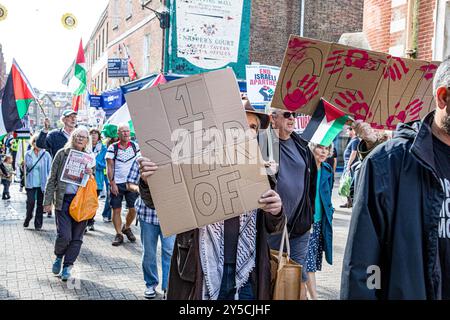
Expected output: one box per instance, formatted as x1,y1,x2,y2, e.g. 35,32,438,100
218,263,255,300
140,220,175,290
102,184,111,219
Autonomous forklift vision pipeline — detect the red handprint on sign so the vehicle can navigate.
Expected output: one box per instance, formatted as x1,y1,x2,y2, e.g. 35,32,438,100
382,56,409,81
283,74,319,111
385,99,424,129
325,49,378,78
334,90,372,121
420,64,439,81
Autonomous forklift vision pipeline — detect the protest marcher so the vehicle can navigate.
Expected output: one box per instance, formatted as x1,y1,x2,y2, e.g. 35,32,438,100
339,127,360,208
9,137,18,172
138,100,285,300
348,121,388,203
305,143,334,300
341,58,450,300
1,155,14,200
23,135,52,230
101,137,118,223
37,109,77,218
85,128,107,232
106,124,141,246
43,126,95,281
267,108,317,300
127,159,175,299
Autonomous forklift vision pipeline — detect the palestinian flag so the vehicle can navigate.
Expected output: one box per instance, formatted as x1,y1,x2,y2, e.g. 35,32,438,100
102,73,167,138
0,59,37,138
123,43,137,81
63,39,86,112
301,98,350,147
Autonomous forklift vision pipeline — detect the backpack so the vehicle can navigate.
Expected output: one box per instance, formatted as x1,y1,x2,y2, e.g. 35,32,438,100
112,141,138,161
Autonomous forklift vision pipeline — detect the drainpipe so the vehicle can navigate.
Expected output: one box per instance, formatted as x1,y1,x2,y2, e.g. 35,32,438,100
405,0,419,58
300,0,305,36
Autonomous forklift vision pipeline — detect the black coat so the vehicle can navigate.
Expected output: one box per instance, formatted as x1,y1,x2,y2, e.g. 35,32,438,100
340,111,446,300
36,129,68,158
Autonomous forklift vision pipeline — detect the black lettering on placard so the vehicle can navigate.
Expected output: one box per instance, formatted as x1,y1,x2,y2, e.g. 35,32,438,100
176,84,205,125
218,171,241,215
145,139,183,184
194,182,218,217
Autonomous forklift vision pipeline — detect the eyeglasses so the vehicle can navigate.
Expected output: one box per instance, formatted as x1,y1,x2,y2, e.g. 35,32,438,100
76,136,88,140
282,112,297,119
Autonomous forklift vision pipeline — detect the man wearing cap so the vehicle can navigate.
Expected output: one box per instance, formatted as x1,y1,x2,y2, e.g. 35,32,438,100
36,110,77,158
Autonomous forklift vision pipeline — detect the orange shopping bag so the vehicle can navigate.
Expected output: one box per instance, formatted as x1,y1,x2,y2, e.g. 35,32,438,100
69,176,99,222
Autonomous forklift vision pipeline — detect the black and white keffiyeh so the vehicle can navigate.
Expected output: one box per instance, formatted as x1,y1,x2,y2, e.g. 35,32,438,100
199,209,257,300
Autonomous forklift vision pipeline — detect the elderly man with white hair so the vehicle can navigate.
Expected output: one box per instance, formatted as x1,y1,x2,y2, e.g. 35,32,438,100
106,123,141,246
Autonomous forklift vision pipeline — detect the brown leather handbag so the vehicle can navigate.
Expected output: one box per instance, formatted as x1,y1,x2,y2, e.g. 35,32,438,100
270,223,303,300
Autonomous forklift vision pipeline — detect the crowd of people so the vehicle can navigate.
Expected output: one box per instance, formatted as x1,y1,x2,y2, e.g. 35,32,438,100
0,57,448,300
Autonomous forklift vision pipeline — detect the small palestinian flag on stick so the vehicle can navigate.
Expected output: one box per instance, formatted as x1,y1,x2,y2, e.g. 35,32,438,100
301,98,352,147
0,59,37,138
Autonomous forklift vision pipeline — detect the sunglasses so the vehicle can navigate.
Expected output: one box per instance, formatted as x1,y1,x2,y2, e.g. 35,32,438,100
281,112,297,119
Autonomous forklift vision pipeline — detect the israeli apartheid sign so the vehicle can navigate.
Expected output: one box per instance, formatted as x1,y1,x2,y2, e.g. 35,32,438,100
271,35,441,130
126,68,269,237
245,65,280,106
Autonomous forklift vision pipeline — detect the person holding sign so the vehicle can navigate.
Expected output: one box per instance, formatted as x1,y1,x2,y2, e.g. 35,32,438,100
137,100,285,300
341,58,450,300
43,127,95,282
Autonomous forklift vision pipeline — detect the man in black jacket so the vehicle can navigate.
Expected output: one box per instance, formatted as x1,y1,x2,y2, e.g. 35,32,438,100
267,108,317,299
36,110,77,158
341,58,450,300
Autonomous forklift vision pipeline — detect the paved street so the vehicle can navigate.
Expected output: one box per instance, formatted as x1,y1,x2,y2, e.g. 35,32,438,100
0,181,351,300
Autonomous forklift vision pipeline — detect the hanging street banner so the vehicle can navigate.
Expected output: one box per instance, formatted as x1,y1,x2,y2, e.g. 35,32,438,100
101,88,125,110
167,0,251,79
246,65,280,106
108,58,129,78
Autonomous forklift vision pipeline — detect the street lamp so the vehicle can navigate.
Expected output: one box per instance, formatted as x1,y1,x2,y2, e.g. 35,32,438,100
141,0,170,29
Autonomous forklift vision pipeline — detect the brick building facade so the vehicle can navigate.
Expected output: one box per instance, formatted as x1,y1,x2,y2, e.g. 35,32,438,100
363,0,446,61
250,0,365,67
84,0,164,94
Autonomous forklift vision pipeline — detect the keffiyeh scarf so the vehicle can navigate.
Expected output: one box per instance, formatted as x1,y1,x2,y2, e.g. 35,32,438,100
200,209,257,300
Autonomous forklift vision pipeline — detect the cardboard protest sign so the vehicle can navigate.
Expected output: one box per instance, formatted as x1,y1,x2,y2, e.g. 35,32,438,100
126,68,269,237
60,150,94,187
246,65,280,107
272,35,441,129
